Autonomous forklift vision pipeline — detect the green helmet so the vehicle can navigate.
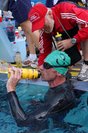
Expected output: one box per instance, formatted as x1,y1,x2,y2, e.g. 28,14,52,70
45,50,71,75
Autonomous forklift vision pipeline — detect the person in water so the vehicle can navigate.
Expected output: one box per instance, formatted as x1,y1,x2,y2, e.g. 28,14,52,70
6,50,75,129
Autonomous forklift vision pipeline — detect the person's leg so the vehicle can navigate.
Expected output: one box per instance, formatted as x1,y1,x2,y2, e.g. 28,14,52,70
77,39,88,81
20,20,39,67
8,0,40,67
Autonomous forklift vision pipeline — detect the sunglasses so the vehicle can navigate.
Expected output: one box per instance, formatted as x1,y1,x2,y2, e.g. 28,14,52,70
43,62,68,69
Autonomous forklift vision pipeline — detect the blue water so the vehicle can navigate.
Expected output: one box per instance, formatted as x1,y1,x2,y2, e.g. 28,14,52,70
0,79,88,133
31,0,46,4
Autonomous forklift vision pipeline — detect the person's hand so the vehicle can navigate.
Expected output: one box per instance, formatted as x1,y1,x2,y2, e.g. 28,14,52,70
6,67,22,92
56,39,74,51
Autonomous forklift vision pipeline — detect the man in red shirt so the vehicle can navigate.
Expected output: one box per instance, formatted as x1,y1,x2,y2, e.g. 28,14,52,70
28,2,88,81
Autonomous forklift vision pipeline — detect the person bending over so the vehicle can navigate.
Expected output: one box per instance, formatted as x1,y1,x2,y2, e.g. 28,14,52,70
28,2,88,81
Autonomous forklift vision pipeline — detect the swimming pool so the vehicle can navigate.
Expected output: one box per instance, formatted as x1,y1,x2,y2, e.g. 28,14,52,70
0,79,88,133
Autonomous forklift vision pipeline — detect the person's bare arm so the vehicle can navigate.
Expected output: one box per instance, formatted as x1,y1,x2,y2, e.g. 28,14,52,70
20,20,39,54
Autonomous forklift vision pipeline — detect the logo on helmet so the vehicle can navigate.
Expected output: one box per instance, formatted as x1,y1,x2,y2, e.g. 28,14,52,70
56,53,66,65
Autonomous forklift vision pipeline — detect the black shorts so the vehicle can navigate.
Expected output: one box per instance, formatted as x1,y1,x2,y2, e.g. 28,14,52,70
9,0,32,24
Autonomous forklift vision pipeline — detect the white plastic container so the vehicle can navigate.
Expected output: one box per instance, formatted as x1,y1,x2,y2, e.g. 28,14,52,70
0,22,26,62
11,37,26,61
0,22,14,62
